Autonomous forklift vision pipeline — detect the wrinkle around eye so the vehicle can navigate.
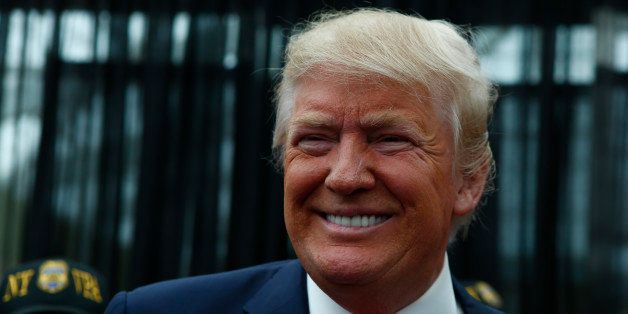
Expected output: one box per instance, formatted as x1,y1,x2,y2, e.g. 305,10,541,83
370,135,418,154
372,141,415,154
296,135,335,155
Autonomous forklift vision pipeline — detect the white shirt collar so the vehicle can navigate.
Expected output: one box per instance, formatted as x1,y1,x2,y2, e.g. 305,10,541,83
306,254,462,314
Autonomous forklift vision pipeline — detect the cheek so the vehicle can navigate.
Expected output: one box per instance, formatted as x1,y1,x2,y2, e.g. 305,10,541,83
283,157,330,248
284,158,327,203
377,156,456,223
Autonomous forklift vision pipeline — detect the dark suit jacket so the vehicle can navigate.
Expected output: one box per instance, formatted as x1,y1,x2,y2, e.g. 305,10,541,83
105,260,502,314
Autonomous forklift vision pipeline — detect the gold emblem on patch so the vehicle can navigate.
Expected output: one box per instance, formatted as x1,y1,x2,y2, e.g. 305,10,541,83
37,260,69,294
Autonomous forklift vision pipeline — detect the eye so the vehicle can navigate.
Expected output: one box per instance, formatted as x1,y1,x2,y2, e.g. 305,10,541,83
379,135,405,142
297,135,334,155
371,135,414,153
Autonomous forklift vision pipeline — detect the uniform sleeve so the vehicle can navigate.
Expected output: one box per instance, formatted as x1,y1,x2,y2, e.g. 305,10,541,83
105,291,128,314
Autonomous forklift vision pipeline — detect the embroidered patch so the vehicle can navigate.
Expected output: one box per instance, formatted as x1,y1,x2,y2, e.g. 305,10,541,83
36,260,69,294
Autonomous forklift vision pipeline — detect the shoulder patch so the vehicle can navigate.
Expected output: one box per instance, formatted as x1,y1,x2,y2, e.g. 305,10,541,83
464,280,503,309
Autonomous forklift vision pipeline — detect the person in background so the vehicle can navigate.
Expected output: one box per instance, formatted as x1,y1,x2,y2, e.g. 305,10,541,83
106,8,501,314
1,258,108,313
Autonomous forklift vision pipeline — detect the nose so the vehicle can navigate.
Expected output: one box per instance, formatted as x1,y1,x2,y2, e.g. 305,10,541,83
324,137,376,195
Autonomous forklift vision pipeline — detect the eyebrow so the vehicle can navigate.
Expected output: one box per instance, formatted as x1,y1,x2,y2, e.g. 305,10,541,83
359,111,430,141
289,112,339,130
359,111,421,130
288,110,429,137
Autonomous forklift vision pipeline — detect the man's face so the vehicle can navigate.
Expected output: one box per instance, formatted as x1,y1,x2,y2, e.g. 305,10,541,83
283,73,469,288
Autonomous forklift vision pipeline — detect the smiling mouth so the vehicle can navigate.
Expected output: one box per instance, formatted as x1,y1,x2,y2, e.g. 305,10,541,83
325,214,391,228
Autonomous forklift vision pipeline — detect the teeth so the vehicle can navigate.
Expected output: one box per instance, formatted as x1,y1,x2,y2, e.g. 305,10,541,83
325,214,389,228
341,216,350,226
350,216,361,227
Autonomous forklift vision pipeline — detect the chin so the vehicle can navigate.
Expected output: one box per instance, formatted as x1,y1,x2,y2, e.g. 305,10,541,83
302,245,390,286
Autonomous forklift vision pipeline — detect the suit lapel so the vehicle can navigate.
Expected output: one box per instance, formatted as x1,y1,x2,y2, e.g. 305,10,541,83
243,260,496,314
243,260,309,314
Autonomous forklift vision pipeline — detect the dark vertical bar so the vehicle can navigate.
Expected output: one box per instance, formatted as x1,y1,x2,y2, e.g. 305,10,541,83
259,75,288,262
590,69,628,314
94,64,125,290
131,8,177,286
22,52,60,261
226,10,268,269
167,7,198,279
22,4,62,260
190,70,224,275
79,6,105,263
186,10,221,275
146,8,181,282
131,67,171,286
251,7,287,263
529,19,571,313
92,8,128,291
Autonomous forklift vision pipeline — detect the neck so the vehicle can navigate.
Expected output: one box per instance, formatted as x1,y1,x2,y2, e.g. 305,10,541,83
314,254,446,313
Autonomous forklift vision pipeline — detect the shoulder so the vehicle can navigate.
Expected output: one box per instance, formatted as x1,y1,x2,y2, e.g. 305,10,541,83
105,260,299,314
452,277,504,314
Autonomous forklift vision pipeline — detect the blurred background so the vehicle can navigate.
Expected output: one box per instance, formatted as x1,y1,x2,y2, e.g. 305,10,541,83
0,0,626,313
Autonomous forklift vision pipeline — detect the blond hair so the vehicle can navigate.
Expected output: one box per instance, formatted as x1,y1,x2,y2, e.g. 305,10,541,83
273,8,497,239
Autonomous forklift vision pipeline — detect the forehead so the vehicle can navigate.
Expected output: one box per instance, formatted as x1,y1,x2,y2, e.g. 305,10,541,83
291,74,440,128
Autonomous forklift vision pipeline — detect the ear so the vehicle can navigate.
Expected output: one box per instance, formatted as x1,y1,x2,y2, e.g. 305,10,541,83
453,164,489,216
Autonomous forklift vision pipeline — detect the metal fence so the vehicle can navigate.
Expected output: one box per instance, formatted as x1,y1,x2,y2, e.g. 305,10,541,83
0,1,626,313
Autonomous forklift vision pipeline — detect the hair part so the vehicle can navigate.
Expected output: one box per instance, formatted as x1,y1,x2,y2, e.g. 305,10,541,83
272,8,497,240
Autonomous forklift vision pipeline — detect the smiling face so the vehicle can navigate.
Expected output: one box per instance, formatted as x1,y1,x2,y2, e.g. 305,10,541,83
283,73,477,297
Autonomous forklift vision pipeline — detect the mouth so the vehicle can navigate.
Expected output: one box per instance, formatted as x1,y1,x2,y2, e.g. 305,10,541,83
324,214,391,228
